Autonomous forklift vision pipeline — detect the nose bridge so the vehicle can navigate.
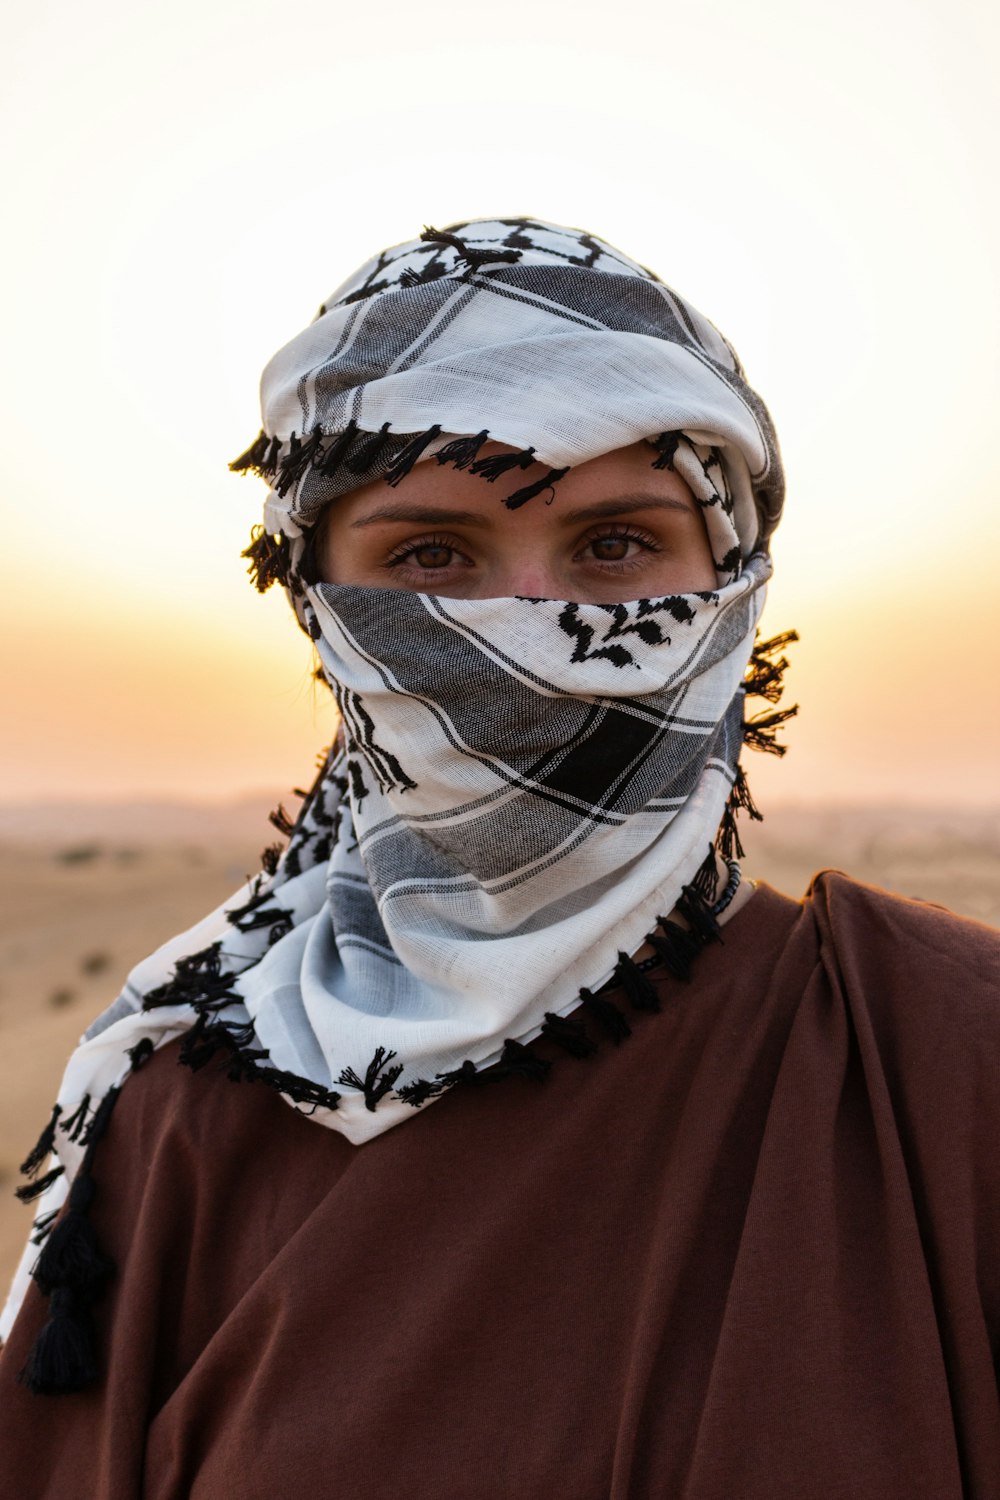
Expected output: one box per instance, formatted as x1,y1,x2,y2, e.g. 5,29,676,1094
488,510,561,598
501,554,557,599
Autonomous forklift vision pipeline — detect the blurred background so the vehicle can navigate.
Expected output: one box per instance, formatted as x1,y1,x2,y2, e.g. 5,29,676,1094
1,0,998,1279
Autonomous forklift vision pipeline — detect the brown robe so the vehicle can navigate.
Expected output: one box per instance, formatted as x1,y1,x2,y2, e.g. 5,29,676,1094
2,873,999,1499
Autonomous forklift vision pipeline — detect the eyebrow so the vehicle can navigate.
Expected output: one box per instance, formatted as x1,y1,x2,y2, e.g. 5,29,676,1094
350,493,692,529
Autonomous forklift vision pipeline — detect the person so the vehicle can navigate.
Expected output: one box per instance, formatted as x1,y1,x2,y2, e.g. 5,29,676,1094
1,217,998,1499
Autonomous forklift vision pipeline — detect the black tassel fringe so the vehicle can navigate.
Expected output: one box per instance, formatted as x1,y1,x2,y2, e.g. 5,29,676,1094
16,1073,133,1396
435,430,490,470
743,705,799,756
274,427,325,498
229,429,271,475
470,446,536,482
504,466,570,510
337,1047,404,1112
650,432,683,470
17,1290,100,1396
241,525,291,594
540,1012,598,1058
614,952,662,1013
16,1166,65,1204
383,425,443,487
712,628,798,860
744,630,799,704
346,421,393,475
19,1106,61,1178
30,1210,59,1247
579,988,633,1044
316,420,359,476
268,803,295,837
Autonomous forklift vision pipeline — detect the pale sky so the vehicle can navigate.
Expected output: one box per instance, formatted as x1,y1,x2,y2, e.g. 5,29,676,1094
2,0,998,806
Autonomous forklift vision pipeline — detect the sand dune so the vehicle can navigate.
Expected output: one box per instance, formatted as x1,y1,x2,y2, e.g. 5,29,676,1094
1,797,998,1295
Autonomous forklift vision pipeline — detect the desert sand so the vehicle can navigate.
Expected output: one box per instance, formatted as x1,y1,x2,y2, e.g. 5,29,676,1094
1,797,998,1296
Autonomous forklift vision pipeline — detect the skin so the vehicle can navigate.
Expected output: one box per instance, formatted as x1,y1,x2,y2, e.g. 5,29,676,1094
315,438,757,926
316,439,718,600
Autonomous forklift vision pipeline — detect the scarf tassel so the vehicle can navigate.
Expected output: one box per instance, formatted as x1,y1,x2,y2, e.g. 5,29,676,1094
273,427,325,498
60,1094,94,1145
613,952,662,1014
743,705,799,756
579,988,632,1044
229,431,282,480
647,920,703,983
436,1059,485,1089
504,466,570,511
540,1012,598,1059
268,802,296,837
346,421,393,475
383,425,444,487
19,1105,61,1178
15,1166,65,1205
716,765,763,863
177,1012,343,1114
228,429,271,475
338,1047,404,1112
315,420,360,477
495,1038,552,1082
674,887,723,948
469,446,536,482
17,1084,125,1396
17,1289,99,1397
435,430,490,470
30,1209,60,1248
744,629,800,703
436,1041,552,1090
650,432,683,470
31,1174,112,1299
710,629,799,860
241,525,291,594
395,1077,446,1108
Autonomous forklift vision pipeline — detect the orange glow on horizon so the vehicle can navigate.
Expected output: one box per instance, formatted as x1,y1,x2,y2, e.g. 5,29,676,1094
2,0,999,807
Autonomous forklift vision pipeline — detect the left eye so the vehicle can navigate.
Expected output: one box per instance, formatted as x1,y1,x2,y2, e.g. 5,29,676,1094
409,544,454,569
386,536,464,571
589,535,633,561
579,527,656,563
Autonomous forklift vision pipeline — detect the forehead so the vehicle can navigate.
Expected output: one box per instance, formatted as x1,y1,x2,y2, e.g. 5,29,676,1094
331,441,697,528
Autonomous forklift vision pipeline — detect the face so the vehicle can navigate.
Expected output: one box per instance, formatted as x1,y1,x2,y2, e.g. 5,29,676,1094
314,440,719,601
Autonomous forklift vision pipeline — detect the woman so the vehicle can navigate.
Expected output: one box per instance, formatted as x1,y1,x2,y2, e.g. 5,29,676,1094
1,218,998,1498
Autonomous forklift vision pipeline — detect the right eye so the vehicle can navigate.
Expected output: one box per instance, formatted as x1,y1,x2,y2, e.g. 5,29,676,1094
384,534,473,574
404,544,456,569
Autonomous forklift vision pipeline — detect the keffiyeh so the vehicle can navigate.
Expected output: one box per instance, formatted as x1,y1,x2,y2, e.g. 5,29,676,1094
4,218,792,1391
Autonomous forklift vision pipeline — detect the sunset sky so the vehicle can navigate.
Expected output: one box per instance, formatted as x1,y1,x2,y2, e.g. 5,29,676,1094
2,0,998,807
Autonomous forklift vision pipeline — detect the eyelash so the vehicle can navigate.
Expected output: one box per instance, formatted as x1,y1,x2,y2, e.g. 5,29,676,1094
384,525,662,571
385,533,468,570
580,524,662,562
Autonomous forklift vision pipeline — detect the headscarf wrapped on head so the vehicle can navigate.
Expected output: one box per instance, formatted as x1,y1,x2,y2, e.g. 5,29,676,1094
4,217,795,1395
232,217,783,623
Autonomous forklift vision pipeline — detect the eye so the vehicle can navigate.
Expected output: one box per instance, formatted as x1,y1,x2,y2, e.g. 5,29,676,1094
385,534,471,572
590,534,632,562
577,524,660,565
409,544,454,569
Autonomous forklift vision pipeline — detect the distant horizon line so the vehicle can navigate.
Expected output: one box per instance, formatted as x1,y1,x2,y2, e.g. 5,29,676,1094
1,793,998,815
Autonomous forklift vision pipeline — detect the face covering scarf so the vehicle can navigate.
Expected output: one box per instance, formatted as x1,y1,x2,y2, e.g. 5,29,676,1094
3,218,791,1392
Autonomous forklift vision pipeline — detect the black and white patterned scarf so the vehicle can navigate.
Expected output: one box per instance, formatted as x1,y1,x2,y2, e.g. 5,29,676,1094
4,219,792,1389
